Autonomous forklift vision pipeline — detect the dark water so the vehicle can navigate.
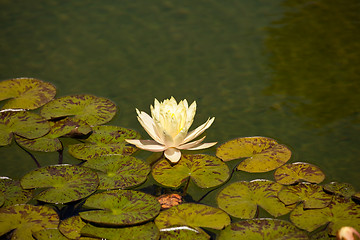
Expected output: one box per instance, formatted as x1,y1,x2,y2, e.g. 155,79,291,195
0,0,359,190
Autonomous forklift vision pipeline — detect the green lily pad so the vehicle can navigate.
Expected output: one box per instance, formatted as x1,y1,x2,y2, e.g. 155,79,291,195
217,180,295,219
81,222,160,240
0,110,50,146
68,125,140,160
33,228,68,240
152,154,230,188
15,117,92,152
160,226,210,240
155,203,230,231
0,204,59,240
216,137,291,173
20,165,99,204
0,78,56,110
353,192,360,201
278,183,332,209
80,189,161,225
218,218,309,240
0,177,33,208
290,196,360,235
274,162,325,185
59,215,86,239
323,182,356,199
83,155,150,190
40,94,116,126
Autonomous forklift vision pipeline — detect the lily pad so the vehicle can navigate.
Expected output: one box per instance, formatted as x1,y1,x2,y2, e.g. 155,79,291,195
58,215,86,239
218,218,309,240
80,189,161,225
40,94,116,126
20,165,99,204
323,182,356,199
83,155,150,190
160,226,210,240
290,196,360,235
216,137,291,173
0,177,33,208
81,222,160,240
68,125,140,160
0,110,50,146
274,162,325,185
152,154,230,188
155,203,230,231
278,183,332,209
0,78,56,110
33,228,68,240
0,204,59,240
216,179,295,219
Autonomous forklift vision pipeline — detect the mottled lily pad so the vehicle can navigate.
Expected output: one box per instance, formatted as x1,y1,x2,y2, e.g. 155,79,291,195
68,125,140,160
217,180,295,219
290,196,360,235
81,222,160,240
0,204,59,240
83,155,150,190
0,78,56,110
152,154,230,188
0,177,33,208
278,183,332,209
218,218,309,240
323,182,356,199
216,137,291,173
40,94,116,126
80,189,161,225
155,203,230,231
0,110,50,146
274,162,325,185
33,228,68,240
20,165,99,204
160,226,210,240
59,215,86,239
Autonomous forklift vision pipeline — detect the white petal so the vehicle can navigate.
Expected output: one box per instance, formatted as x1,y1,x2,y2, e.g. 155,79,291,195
186,142,217,150
182,117,215,144
177,136,206,150
164,148,182,163
136,110,163,144
125,139,167,152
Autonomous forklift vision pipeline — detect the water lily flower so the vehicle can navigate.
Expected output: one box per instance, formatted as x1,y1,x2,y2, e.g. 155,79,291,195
125,97,217,163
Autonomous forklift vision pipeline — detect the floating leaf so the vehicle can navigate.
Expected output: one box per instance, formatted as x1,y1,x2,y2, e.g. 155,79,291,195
353,192,360,201
217,180,295,219
33,228,68,240
0,177,33,208
323,182,356,199
80,189,161,226
278,183,332,209
68,125,140,160
59,215,86,240
83,155,150,190
155,203,230,231
81,222,160,240
290,196,360,235
0,204,59,240
152,154,230,188
0,110,50,146
274,162,325,185
218,218,309,240
216,137,291,173
160,226,210,240
40,94,116,126
20,165,99,204
0,78,56,110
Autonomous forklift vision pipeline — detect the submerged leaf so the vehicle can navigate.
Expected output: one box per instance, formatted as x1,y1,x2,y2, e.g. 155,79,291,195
323,182,357,199
0,177,33,208
274,162,325,185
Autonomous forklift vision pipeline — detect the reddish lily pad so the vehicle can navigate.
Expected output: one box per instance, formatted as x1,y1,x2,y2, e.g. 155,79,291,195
0,78,56,110
278,183,332,209
81,222,159,240
290,196,360,235
155,203,230,231
274,162,325,185
0,110,50,146
323,182,357,199
59,215,86,239
0,177,33,208
218,218,309,240
40,94,116,126
68,125,140,160
0,204,59,240
216,137,291,173
80,189,161,225
83,155,150,190
217,180,295,219
20,165,99,204
160,226,210,240
152,154,230,188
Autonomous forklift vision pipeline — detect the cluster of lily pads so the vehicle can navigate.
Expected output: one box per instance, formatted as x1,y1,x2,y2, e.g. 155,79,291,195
0,78,359,240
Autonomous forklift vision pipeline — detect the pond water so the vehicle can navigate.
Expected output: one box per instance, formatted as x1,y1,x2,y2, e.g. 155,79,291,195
0,0,359,191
